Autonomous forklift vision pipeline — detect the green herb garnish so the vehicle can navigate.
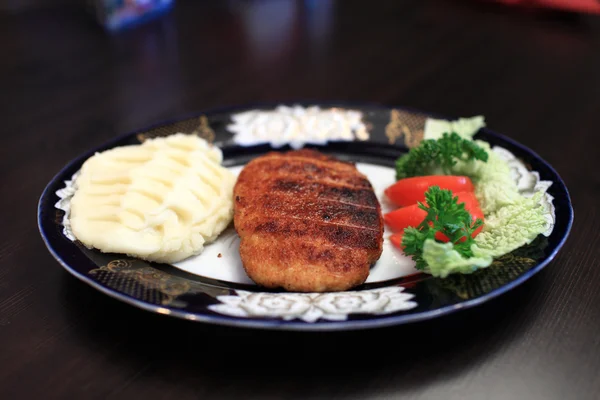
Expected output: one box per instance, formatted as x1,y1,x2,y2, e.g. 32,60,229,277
396,132,488,179
401,186,484,270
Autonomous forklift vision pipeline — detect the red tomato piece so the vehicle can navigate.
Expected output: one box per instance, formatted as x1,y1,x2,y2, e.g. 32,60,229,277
390,233,404,249
384,175,474,207
384,191,485,247
453,191,484,238
384,204,427,232
430,191,485,242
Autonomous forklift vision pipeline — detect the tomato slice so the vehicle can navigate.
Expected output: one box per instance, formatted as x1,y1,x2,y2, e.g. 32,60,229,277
453,191,484,238
384,204,427,232
384,175,474,207
385,191,484,249
390,233,404,248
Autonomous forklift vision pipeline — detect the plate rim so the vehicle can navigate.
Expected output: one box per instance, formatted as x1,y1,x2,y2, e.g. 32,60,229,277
37,102,574,331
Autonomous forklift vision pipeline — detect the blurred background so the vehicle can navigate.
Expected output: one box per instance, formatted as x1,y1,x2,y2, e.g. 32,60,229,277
3,0,599,143
2,1,600,399
2,0,599,194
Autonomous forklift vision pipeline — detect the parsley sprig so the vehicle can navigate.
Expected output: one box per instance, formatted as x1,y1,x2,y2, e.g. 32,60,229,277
401,186,484,270
396,132,488,179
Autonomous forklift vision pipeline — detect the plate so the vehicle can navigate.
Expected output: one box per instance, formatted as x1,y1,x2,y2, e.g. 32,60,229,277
38,103,573,330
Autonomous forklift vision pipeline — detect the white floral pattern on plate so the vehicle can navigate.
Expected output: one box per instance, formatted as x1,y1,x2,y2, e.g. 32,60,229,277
227,105,369,149
208,287,417,323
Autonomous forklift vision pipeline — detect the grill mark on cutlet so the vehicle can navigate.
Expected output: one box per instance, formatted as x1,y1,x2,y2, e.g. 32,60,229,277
239,150,382,250
272,179,378,209
259,195,381,228
253,219,381,250
318,198,377,210
320,185,378,207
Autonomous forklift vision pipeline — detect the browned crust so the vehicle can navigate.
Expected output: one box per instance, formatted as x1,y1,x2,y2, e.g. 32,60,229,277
233,149,384,292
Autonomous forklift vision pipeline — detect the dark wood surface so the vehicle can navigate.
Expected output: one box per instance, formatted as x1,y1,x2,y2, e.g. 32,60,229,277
1,1,599,399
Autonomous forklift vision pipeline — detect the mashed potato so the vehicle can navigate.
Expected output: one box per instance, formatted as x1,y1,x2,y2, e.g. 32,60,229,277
69,134,235,263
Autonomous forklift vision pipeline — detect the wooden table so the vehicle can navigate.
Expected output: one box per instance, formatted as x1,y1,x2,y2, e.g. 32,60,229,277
1,1,598,398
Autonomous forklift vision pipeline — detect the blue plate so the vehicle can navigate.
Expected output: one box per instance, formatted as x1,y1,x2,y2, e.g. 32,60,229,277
37,104,573,330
